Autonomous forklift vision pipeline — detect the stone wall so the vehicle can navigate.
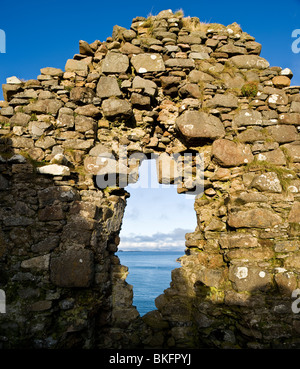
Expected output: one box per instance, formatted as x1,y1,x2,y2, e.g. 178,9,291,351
0,9,300,348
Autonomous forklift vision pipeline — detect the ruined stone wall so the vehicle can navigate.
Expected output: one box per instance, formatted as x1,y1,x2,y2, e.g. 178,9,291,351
0,9,300,349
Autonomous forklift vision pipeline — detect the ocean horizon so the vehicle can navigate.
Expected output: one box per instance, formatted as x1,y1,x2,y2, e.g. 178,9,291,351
117,250,184,316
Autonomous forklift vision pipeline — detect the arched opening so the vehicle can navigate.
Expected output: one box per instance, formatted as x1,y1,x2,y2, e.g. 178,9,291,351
117,158,197,316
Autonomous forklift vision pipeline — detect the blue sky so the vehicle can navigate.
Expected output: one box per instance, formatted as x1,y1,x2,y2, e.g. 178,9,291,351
1,0,300,250
0,0,300,94
119,159,197,251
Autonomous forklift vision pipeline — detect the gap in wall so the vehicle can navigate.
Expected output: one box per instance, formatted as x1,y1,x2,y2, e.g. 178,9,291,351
117,158,196,316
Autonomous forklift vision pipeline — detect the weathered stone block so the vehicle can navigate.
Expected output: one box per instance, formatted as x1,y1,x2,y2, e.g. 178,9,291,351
3,216,34,227
284,253,300,270
131,93,151,109
101,51,129,74
50,249,94,287
255,149,287,166
131,53,165,73
250,172,282,193
21,254,50,270
132,76,157,96
219,234,258,249
120,42,142,55
218,43,245,55
38,204,65,221
266,125,299,143
30,300,52,312
267,92,288,106
35,136,56,149
275,240,299,253
279,113,300,125
57,108,75,128
70,201,97,219
79,40,94,56
176,110,225,143
9,112,31,127
212,139,253,167
272,76,291,88
229,55,269,69
200,268,225,288
282,142,300,162
164,58,195,69
102,98,133,120
179,83,201,99
96,76,122,98
227,209,282,228
290,101,300,113
288,202,300,223
75,115,96,133
232,109,262,127
206,93,238,108
275,272,297,295
74,104,100,118
41,67,64,77
10,136,34,148
65,59,88,75
237,128,266,143
178,35,203,44
226,247,274,263
188,70,214,83
37,164,70,176
32,235,60,253
70,87,95,104
29,121,52,137
24,99,63,115
229,265,272,292
38,186,76,207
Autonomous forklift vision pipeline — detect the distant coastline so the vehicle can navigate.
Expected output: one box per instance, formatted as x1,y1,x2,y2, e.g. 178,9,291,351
118,249,184,252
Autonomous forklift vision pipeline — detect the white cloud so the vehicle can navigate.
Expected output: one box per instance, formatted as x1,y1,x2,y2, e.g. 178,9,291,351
118,228,191,251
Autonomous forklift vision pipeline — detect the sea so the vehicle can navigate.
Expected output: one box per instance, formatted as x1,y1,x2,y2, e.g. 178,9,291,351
117,250,184,316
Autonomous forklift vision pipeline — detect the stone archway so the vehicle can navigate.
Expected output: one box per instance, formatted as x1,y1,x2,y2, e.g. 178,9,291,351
0,9,300,349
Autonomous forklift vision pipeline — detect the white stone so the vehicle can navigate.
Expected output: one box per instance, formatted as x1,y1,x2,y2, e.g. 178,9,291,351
259,271,266,278
235,267,248,279
288,185,298,193
257,154,267,161
37,164,70,176
189,52,210,60
21,254,50,270
280,68,293,76
6,76,22,84
269,94,278,104
274,304,287,313
275,267,287,273
138,67,147,73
